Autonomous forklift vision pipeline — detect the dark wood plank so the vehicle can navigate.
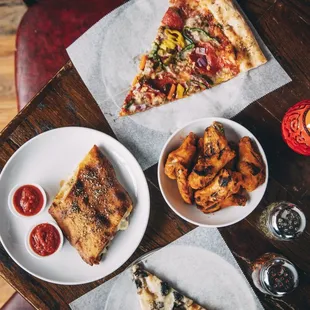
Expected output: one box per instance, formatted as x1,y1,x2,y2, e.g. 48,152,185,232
253,0,310,121
237,0,277,22
282,0,310,19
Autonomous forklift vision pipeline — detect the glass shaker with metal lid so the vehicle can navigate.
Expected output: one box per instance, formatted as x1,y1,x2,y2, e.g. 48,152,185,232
252,253,299,297
260,201,306,240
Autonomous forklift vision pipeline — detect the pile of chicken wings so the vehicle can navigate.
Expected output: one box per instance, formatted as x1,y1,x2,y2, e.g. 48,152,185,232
164,122,266,214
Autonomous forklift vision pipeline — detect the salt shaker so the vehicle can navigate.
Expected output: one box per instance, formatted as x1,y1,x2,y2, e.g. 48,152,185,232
252,253,299,297
260,201,306,240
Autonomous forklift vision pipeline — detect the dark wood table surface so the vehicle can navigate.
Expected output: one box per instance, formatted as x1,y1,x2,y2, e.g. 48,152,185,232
1,0,310,309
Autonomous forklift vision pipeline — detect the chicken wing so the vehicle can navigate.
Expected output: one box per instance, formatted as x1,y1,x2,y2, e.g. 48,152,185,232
238,137,266,192
203,122,228,157
175,164,194,204
225,141,238,171
194,169,243,211
219,193,247,209
188,147,236,189
197,192,247,214
188,122,236,189
196,137,204,159
165,132,198,180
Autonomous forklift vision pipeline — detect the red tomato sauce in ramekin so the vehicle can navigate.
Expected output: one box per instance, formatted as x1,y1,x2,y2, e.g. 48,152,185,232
29,223,61,256
13,185,44,216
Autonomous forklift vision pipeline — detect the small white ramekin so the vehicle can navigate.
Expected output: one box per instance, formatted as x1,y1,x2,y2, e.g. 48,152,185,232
8,184,47,218
25,221,64,259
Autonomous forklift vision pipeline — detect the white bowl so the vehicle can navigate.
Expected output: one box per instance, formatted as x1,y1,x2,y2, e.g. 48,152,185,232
25,221,64,259
8,184,47,218
158,117,268,227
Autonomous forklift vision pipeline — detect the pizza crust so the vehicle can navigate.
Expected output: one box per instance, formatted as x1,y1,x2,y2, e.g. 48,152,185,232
201,0,267,72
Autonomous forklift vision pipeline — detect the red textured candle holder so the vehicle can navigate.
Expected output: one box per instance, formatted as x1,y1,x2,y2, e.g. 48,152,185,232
282,100,310,156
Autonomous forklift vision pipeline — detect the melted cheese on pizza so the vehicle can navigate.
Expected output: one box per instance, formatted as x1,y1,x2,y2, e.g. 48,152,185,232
132,264,206,310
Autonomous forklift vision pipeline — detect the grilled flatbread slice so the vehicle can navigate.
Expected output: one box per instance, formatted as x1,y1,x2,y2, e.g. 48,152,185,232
49,145,133,265
132,264,206,310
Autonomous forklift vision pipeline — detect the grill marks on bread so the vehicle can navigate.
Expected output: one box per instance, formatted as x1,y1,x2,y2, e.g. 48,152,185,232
49,145,133,265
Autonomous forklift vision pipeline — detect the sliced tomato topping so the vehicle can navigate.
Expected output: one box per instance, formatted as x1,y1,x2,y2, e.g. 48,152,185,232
162,7,184,31
190,43,223,76
148,75,175,94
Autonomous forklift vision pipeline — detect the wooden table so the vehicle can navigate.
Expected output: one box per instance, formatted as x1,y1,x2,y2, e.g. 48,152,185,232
0,0,309,309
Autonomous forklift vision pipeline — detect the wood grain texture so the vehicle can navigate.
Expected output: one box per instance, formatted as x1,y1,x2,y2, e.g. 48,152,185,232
0,278,15,308
0,0,310,309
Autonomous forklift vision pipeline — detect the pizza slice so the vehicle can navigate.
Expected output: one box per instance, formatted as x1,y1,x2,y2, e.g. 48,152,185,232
132,264,207,310
120,0,266,116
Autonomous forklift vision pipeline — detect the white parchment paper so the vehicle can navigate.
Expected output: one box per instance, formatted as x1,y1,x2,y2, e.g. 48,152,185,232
70,227,264,310
67,0,291,170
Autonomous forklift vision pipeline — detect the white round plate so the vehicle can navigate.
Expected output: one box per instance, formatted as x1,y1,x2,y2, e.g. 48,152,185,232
0,127,150,285
158,117,268,227
105,245,257,310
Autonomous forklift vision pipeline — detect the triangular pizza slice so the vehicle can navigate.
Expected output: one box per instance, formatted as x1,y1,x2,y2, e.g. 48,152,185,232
119,0,266,116
132,264,207,310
